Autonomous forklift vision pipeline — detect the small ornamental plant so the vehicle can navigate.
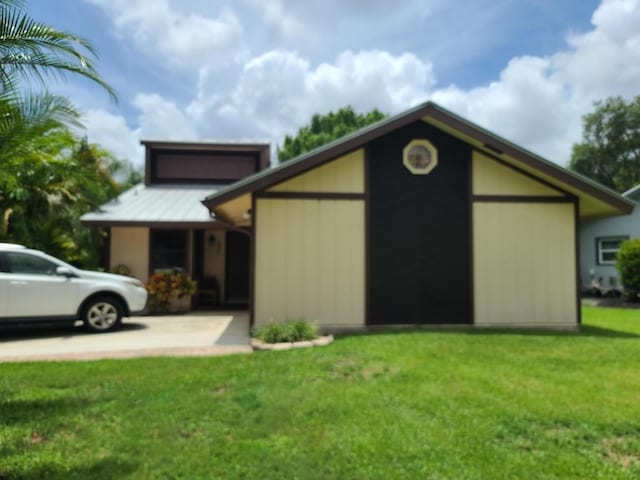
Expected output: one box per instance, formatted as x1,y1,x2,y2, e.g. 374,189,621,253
146,270,198,313
252,319,318,343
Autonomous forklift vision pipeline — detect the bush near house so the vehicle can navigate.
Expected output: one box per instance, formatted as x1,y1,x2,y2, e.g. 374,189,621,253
616,238,640,300
252,318,318,343
145,270,197,313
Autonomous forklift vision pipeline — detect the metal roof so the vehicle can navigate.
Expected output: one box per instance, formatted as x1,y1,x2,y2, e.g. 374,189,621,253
81,184,220,226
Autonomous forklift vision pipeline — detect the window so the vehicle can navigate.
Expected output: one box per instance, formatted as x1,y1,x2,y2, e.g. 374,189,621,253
150,230,187,272
6,252,57,275
597,237,627,265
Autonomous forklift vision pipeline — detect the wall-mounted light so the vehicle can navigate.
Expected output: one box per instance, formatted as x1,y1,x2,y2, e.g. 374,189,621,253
242,209,252,220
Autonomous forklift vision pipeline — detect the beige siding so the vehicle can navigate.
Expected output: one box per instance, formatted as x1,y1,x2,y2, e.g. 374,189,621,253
204,229,226,300
110,227,149,281
270,149,364,193
473,202,577,327
473,151,562,196
255,198,365,328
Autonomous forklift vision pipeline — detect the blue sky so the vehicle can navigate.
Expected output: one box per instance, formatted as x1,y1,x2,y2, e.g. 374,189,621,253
27,0,640,167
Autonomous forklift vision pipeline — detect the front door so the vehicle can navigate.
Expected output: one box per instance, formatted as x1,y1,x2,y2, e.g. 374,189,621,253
225,230,250,306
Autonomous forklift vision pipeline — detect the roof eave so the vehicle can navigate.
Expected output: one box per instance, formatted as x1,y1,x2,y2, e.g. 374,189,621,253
203,101,634,216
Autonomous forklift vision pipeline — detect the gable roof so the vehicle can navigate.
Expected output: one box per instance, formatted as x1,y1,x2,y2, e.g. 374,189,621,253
202,101,633,219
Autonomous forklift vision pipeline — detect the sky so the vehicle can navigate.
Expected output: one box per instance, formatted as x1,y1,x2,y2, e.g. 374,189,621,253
27,0,640,169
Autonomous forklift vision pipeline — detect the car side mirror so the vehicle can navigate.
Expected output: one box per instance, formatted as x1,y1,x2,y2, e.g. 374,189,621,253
56,266,76,278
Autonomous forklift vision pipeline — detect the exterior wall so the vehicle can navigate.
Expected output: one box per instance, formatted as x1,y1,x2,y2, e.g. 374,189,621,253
110,227,149,281
473,202,577,327
580,204,639,291
204,229,226,300
254,199,365,328
473,151,562,196
269,149,364,193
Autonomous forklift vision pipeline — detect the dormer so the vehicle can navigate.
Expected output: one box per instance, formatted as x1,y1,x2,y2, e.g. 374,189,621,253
142,141,270,186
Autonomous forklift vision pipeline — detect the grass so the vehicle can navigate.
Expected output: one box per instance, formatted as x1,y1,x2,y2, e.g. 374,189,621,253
1,306,639,479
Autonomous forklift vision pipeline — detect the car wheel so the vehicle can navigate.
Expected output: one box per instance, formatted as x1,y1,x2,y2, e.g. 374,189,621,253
83,297,123,333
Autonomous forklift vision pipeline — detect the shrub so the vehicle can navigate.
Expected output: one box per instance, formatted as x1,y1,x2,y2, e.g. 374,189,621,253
146,270,198,313
111,264,132,276
616,238,640,300
253,319,318,343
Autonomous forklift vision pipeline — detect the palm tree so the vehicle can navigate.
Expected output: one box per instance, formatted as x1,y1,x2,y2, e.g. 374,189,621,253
0,0,116,100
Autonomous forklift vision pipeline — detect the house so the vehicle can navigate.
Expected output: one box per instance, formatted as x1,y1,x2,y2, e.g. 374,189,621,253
579,184,640,295
81,141,270,308
201,102,633,330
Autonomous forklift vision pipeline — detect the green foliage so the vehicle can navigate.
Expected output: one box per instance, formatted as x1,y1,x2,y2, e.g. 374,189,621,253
0,94,129,267
616,238,640,298
569,96,640,192
253,318,319,343
0,0,116,100
277,106,387,162
0,2,132,268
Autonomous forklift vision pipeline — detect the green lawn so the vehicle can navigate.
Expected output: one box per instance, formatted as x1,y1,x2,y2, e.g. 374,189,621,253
1,306,640,479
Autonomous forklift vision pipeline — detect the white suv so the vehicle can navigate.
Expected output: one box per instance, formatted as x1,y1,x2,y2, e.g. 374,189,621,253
0,243,148,332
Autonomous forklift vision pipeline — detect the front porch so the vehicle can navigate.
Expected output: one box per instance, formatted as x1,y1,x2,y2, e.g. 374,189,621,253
109,225,250,310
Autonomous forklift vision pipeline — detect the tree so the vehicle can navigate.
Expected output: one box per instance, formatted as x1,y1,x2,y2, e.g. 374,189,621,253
277,106,387,162
0,0,116,100
0,94,124,267
569,96,640,193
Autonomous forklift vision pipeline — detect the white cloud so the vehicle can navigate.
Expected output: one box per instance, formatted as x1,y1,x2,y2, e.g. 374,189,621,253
430,0,640,164
82,0,640,168
133,93,197,140
86,0,243,68
187,49,434,143
80,110,144,167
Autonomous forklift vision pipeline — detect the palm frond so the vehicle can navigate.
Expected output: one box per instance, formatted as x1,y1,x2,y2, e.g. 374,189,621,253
0,4,117,101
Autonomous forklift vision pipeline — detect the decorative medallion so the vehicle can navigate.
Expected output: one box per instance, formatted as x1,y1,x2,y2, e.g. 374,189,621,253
403,139,438,175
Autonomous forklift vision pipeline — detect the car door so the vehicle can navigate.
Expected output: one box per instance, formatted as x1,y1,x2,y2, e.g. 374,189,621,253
0,253,8,317
5,251,78,318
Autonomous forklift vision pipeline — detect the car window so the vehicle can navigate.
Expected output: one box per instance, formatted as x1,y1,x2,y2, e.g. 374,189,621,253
0,252,8,272
6,252,58,275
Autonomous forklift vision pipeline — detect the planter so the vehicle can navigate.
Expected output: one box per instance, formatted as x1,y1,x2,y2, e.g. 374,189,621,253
168,294,192,313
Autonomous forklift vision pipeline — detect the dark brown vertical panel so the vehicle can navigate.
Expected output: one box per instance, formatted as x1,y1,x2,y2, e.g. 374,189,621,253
468,155,475,325
364,145,371,325
249,194,257,328
369,121,471,325
574,199,582,326
144,145,152,186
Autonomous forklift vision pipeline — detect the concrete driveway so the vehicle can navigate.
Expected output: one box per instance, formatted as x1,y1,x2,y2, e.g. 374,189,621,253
0,311,252,362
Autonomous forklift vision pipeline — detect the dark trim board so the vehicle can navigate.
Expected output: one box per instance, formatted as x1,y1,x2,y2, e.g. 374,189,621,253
364,145,371,325
255,191,365,200
574,200,581,326
468,153,475,326
472,195,575,203
249,193,257,328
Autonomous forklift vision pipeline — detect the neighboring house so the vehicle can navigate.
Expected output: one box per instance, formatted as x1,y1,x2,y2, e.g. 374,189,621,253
202,101,633,331
81,141,270,308
580,184,640,294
